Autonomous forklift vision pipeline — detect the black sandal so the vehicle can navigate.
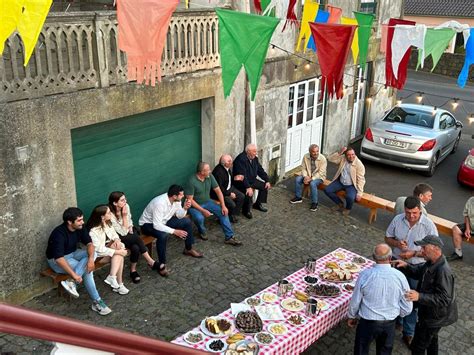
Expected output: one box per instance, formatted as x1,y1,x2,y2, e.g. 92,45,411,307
130,271,141,284
149,261,160,271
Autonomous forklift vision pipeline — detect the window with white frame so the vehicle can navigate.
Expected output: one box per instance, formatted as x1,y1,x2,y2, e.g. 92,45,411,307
287,78,324,129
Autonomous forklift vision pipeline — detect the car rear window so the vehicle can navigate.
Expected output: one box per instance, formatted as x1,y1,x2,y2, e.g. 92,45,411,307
383,107,434,128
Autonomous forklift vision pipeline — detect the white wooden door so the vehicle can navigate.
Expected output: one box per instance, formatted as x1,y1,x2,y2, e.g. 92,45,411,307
285,78,325,172
350,66,367,140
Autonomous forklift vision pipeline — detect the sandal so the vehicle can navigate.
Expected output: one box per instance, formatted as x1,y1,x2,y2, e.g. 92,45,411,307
130,271,141,284
158,265,170,277
149,261,160,271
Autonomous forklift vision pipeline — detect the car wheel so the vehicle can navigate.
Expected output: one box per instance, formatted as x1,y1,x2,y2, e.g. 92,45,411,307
451,134,461,154
424,153,438,177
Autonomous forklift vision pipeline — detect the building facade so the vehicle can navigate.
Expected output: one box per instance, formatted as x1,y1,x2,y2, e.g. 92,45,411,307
0,0,401,302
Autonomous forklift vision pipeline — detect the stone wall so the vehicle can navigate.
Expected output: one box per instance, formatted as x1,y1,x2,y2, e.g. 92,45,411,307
408,52,474,82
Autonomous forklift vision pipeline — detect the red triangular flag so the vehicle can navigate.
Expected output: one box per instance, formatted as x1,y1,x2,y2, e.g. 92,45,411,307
309,23,356,99
283,0,298,31
254,0,262,13
385,18,416,89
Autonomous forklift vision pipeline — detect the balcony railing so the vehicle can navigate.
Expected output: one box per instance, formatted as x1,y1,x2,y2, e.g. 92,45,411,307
0,10,220,103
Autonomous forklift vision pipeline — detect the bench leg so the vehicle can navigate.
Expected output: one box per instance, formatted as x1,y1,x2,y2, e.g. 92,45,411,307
368,208,377,224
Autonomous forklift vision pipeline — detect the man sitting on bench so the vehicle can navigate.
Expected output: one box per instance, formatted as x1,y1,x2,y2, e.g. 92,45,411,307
46,207,112,316
448,193,474,261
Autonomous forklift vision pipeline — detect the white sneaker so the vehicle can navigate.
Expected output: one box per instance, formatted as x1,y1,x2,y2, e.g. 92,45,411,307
104,275,119,289
91,299,112,316
60,280,79,298
113,283,130,295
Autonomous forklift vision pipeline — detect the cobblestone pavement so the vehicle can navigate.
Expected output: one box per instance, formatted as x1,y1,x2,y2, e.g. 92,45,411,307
1,186,473,354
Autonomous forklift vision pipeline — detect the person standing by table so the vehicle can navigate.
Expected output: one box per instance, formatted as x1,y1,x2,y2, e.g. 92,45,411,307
347,243,413,355
393,235,458,355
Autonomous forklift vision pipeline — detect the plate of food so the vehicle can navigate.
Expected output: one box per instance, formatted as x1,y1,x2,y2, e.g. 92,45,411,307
200,317,233,338
287,314,307,327
254,332,274,346
183,330,204,345
316,299,329,311
305,284,341,298
235,311,263,334
303,275,318,285
352,256,367,265
281,298,304,312
342,283,355,292
245,296,261,307
325,261,341,270
332,251,347,260
205,338,228,353
225,340,259,355
339,262,361,273
254,305,285,321
261,292,278,303
267,322,288,336
320,269,353,283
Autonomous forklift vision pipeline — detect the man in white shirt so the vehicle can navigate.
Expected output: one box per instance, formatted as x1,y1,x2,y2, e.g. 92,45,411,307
139,185,203,277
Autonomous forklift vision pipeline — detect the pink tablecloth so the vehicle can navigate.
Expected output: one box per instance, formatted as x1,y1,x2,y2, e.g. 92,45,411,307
172,248,374,354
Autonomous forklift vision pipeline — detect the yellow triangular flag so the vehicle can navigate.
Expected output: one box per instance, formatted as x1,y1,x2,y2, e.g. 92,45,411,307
295,0,319,52
185,0,189,9
17,0,52,66
0,0,24,54
341,16,359,64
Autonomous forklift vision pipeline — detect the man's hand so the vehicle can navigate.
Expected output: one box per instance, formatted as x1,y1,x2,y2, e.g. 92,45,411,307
399,240,408,250
234,175,244,181
173,229,188,239
347,319,357,328
86,258,95,273
265,182,271,190
202,209,213,218
184,198,192,210
230,192,236,199
391,259,408,268
399,250,415,260
72,273,83,284
303,176,311,184
246,188,254,197
405,290,419,302
115,249,128,256
340,146,347,155
355,194,362,202
221,205,229,216
464,227,471,240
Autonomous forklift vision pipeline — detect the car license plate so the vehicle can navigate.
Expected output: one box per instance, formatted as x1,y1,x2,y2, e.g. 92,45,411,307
385,139,407,148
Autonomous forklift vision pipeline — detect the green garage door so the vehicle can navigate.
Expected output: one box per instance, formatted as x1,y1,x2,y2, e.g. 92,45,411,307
71,101,201,223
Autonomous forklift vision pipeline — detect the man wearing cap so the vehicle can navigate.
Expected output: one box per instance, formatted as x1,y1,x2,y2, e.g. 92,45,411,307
393,235,458,355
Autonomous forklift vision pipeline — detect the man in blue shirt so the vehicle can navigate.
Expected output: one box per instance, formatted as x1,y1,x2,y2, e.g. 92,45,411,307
348,243,412,355
46,207,111,315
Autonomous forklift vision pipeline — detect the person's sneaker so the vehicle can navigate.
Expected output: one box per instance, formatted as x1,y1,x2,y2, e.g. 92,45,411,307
60,280,79,298
91,299,112,316
104,275,120,289
224,236,243,246
446,252,463,261
342,209,351,216
310,203,318,211
290,197,303,204
113,284,130,295
331,203,344,212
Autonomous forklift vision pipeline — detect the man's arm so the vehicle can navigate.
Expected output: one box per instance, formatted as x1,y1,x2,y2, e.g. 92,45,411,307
416,270,454,308
55,257,82,283
256,158,269,182
464,216,471,240
317,156,327,180
187,194,213,217
300,156,308,177
213,187,229,216
213,168,231,197
86,242,95,273
233,157,250,189
399,276,413,318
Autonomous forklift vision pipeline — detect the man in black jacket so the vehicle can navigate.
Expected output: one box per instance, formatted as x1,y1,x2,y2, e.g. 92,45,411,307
393,235,458,355
211,154,245,223
233,144,271,219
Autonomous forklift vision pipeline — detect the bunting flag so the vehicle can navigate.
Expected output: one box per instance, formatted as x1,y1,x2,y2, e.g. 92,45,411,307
392,24,426,79
417,28,455,72
295,0,319,52
341,17,359,64
307,10,329,52
385,18,416,89
185,0,188,8
327,5,342,24
435,20,470,48
216,8,279,100
282,0,298,31
254,0,262,14
261,0,275,17
0,0,23,54
354,12,375,71
458,28,474,88
310,23,356,99
117,0,179,86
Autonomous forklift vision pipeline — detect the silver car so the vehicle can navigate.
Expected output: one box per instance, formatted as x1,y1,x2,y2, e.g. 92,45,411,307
360,104,463,176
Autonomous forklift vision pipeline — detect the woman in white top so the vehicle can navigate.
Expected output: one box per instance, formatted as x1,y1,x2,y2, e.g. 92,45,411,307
108,191,158,283
87,205,129,295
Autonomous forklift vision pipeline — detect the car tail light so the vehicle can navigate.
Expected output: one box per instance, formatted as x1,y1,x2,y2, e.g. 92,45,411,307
418,139,436,151
464,155,474,169
365,128,374,142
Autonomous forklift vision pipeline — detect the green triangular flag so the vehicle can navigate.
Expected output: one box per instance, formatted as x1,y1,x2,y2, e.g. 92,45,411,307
417,28,455,71
354,12,375,71
261,0,276,17
216,8,279,100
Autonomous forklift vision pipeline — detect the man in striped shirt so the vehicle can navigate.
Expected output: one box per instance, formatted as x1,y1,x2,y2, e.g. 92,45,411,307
348,244,413,355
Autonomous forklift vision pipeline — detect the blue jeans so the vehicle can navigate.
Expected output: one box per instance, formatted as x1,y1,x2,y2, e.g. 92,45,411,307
324,179,358,210
188,200,234,239
295,176,323,204
354,319,396,355
140,216,195,265
47,249,100,301
398,277,418,337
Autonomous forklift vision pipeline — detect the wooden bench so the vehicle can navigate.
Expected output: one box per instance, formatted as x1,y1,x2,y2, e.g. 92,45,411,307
41,235,154,297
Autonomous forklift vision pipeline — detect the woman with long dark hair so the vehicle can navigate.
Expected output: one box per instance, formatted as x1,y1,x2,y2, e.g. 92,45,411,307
87,205,129,295
108,192,158,283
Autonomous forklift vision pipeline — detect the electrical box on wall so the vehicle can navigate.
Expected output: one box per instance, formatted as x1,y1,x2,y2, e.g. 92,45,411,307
269,144,282,161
